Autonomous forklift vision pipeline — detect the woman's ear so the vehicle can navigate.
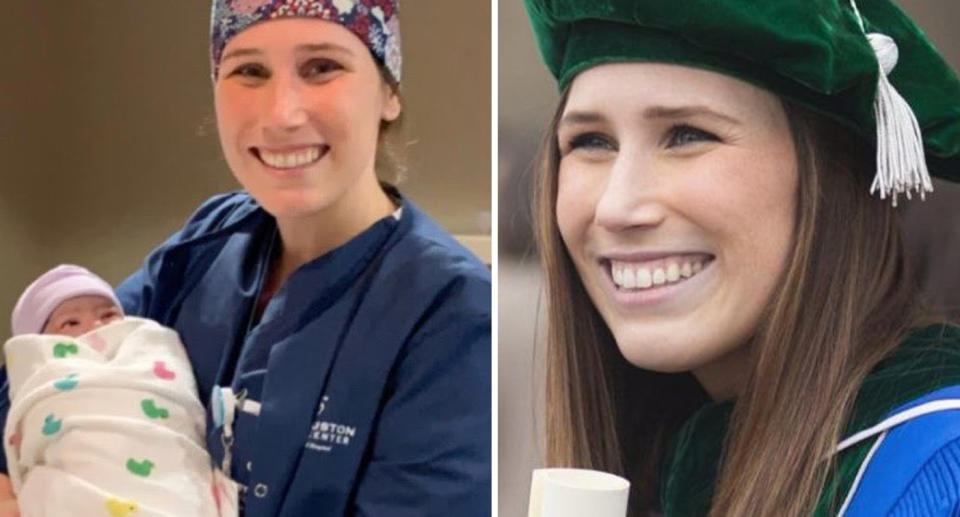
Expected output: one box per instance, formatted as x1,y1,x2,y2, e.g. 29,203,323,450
381,87,402,122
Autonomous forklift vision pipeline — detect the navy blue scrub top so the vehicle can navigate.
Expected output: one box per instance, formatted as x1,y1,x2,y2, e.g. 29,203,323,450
0,191,492,517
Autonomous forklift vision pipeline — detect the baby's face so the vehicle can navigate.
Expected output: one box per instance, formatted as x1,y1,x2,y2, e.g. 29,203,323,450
42,295,122,337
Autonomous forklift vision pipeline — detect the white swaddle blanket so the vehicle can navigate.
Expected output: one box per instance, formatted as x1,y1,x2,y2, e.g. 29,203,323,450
3,317,236,517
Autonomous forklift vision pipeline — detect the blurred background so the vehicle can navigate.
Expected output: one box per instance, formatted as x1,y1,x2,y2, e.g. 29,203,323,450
0,2,491,337
498,1,960,515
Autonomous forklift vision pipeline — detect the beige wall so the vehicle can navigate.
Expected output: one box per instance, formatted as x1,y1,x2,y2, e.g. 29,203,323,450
0,2,491,337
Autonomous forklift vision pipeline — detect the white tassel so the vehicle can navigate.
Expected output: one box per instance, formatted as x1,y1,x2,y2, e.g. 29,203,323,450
849,1,933,206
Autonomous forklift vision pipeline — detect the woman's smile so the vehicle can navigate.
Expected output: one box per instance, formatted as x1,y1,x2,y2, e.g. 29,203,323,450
600,252,716,307
607,253,713,290
252,144,331,173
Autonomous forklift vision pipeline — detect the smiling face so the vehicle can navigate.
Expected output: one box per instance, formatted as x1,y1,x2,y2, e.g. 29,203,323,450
555,63,797,376
214,17,401,220
42,295,122,337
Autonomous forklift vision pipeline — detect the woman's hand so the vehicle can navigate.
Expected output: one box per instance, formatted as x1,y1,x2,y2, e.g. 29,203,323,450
0,474,19,517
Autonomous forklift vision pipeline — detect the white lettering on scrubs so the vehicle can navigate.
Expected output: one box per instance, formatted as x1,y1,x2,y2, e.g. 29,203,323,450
304,395,358,453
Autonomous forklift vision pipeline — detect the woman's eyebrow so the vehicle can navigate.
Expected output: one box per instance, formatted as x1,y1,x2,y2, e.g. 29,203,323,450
296,43,354,56
221,47,262,62
558,110,605,129
560,105,741,129
643,105,742,125
221,43,354,62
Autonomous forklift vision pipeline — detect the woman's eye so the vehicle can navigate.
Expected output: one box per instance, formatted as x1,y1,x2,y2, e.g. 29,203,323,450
301,58,343,78
665,125,720,148
566,132,618,153
228,63,269,79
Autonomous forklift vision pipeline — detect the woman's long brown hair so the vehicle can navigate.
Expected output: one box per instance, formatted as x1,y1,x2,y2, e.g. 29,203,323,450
534,91,922,515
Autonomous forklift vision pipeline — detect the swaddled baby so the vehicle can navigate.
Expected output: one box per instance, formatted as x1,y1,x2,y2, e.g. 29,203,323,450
3,265,236,517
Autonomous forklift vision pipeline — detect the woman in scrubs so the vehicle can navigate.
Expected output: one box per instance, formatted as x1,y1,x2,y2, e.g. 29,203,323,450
0,1,491,515
524,0,960,515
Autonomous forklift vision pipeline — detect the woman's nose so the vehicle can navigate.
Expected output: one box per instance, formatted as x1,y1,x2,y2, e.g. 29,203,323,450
265,75,309,131
594,153,667,231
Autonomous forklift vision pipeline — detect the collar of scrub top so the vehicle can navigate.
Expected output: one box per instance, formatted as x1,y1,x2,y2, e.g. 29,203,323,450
524,0,960,205
205,184,405,387
168,184,403,253
207,184,405,475
209,0,402,84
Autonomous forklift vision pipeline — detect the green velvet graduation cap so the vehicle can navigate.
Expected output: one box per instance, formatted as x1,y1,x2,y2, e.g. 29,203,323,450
524,0,960,203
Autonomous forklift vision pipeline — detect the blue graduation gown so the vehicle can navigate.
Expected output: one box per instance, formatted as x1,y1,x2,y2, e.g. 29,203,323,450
841,384,960,515
0,191,491,516
661,324,960,516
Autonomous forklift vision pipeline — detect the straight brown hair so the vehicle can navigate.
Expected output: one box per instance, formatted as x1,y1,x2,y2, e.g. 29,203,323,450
534,91,922,515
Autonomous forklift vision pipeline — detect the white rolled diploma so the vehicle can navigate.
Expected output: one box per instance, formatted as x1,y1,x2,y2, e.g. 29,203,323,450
527,468,630,517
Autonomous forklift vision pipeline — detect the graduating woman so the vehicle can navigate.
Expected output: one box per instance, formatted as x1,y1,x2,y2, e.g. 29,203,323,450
523,0,960,515
0,1,491,515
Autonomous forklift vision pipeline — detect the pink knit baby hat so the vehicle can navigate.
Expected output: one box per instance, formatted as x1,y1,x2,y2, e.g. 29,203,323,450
11,265,122,336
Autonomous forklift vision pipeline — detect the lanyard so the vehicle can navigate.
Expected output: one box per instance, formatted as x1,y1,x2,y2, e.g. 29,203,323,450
212,385,264,474
212,385,244,474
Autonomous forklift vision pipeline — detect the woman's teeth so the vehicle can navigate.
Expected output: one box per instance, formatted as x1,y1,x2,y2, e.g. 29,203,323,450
610,257,707,290
259,146,324,169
